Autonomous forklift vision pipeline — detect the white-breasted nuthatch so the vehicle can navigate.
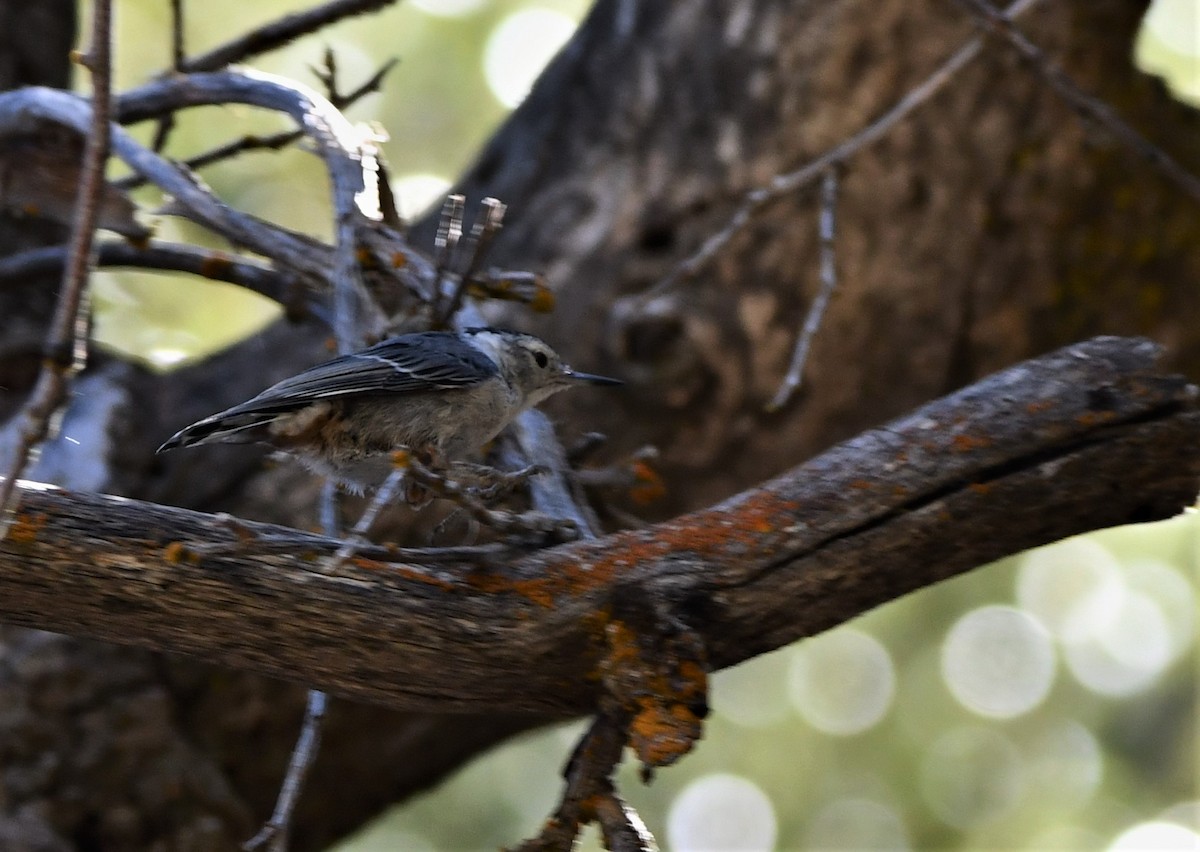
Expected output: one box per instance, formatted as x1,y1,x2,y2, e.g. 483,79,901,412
157,328,621,490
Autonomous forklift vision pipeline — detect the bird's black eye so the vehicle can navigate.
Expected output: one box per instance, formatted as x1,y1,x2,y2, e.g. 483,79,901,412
534,351,548,368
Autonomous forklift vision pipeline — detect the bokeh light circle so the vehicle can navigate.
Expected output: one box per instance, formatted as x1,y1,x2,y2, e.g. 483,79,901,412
788,629,896,735
411,0,487,18
1159,800,1200,830
1063,591,1172,697
803,797,911,851
1016,537,1125,643
1106,820,1200,851
711,646,793,728
920,727,1024,829
484,9,577,107
1125,559,1196,661
1142,0,1200,55
1026,720,1104,812
390,173,452,220
667,773,777,852
941,604,1056,718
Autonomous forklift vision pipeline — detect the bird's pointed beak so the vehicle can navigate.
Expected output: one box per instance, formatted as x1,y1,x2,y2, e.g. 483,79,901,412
565,369,623,386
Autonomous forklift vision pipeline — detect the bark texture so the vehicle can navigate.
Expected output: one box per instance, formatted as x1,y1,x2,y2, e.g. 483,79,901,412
0,0,1197,849
443,0,1200,515
1,338,1197,716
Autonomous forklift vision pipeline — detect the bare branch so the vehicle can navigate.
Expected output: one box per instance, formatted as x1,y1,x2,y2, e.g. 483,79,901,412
149,0,188,152
179,0,398,74
767,167,839,412
0,241,307,313
114,58,398,192
119,70,385,344
243,689,327,852
512,707,651,852
437,197,507,327
954,0,1200,203
170,0,186,70
0,337,1194,713
1,71,390,337
0,0,113,536
0,88,313,280
501,411,602,539
646,0,1044,298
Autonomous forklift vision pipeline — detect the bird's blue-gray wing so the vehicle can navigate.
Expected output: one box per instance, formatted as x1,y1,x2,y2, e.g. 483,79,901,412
157,333,498,451
237,332,498,408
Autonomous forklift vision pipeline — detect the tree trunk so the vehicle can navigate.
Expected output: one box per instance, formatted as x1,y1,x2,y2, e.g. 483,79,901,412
0,0,1196,848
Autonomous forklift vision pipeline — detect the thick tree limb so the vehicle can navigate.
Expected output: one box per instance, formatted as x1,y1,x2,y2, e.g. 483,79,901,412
0,337,1194,714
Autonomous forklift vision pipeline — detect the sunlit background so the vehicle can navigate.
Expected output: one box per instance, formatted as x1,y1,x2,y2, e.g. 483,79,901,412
73,0,1200,849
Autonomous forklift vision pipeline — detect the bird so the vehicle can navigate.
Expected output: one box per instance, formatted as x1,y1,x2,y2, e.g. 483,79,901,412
157,328,621,492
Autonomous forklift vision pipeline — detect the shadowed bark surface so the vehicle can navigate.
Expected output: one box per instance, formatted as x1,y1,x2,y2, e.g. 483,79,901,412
0,0,1197,848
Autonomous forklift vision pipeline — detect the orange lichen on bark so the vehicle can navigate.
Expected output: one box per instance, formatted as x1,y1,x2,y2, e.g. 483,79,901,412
532,490,799,604
629,701,703,768
951,432,992,452
1076,410,1117,428
5,511,46,546
162,541,199,565
602,619,708,769
198,252,233,280
464,569,558,608
450,489,799,610
370,559,460,592
529,284,556,313
629,461,666,505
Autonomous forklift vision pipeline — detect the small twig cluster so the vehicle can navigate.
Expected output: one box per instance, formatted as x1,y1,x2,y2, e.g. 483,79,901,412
644,0,1200,410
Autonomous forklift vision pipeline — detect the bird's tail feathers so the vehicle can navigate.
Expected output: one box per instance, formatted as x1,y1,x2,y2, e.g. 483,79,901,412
156,412,276,453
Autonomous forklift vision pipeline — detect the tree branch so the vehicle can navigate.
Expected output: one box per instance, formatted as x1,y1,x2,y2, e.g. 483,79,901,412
0,0,113,531
178,0,397,74
0,241,303,311
953,0,1200,203
0,337,1194,714
0,70,392,326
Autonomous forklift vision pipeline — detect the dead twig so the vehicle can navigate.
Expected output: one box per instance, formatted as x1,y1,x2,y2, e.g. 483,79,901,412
150,0,187,153
0,241,307,314
243,688,327,852
767,167,839,411
114,58,398,193
322,467,408,573
0,0,113,538
953,0,1200,203
406,456,581,545
512,707,654,852
645,0,1043,299
179,0,397,74
437,197,507,326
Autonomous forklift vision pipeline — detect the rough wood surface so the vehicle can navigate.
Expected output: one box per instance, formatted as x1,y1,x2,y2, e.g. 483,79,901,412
2,337,1195,714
